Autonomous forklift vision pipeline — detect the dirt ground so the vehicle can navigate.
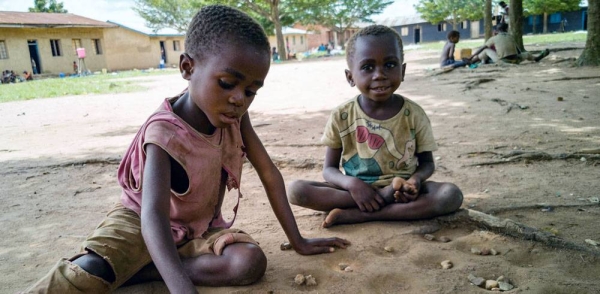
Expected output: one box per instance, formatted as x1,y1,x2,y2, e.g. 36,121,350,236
2,42,600,294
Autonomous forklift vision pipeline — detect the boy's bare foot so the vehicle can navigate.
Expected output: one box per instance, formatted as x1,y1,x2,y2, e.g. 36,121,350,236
391,177,417,203
322,208,364,228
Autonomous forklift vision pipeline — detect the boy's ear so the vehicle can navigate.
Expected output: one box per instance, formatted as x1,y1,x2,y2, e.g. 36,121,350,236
180,53,194,80
401,63,407,82
345,69,355,87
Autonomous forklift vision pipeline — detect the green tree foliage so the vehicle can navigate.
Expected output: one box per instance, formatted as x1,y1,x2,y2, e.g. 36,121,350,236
577,0,600,65
133,0,204,33
28,0,68,13
524,0,581,33
299,0,393,48
414,0,483,29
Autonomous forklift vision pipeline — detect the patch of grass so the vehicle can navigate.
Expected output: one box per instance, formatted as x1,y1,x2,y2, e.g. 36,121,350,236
0,68,179,103
406,31,588,52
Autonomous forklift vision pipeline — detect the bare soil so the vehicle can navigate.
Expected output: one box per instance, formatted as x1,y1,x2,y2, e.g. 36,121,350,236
1,43,599,294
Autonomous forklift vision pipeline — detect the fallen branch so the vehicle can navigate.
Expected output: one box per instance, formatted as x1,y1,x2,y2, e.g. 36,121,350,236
542,76,600,82
491,98,529,113
484,202,600,215
462,150,600,166
436,209,600,256
463,78,495,91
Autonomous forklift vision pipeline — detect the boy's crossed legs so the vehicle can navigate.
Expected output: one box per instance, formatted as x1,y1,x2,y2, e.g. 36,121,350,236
288,179,463,227
25,204,266,293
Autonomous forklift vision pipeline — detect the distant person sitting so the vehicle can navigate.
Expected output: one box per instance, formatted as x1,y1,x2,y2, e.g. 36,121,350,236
469,23,550,65
23,71,33,81
440,30,469,69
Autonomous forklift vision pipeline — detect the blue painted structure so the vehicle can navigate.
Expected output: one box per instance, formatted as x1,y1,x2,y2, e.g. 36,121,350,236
382,6,588,45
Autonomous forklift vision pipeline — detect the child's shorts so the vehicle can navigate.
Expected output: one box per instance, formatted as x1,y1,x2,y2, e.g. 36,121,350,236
25,203,258,293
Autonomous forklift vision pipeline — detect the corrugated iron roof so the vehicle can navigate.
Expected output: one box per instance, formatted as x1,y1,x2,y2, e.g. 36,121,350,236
377,15,427,27
0,11,117,28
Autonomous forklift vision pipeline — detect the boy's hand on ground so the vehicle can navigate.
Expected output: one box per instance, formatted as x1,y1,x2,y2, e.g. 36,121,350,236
348,179,385,212
293,237,351,255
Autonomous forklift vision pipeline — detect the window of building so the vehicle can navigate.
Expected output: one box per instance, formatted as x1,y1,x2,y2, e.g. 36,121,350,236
0,41,8,59
401,27,409,36
50,39,62,56
437,23,447,32
549,13,562,23
173,40,180,51
293,36,296,45
461,21,468,29
72,39,82,55
300,36,304,45
93,39,103,54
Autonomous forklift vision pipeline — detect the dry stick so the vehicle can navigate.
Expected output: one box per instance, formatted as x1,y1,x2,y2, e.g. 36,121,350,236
436,209,600,256
541,76,600,82
463,78,495,91
485,202,600,215
462,151,600,167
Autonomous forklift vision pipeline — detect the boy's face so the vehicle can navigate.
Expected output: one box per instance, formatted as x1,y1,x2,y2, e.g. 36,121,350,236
181,43,270,129
345,34,403,103
451,35,460,43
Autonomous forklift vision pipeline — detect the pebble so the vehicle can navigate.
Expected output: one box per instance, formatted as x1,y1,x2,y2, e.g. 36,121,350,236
338,263,349,270
557,96,564,101
580,157,587,162
481,248,491,255
280,242,292,250
384,246,394,252
468,274,485,287
491,287,500,291
441,260,453,269
485,280,499,290
344,266,354,272
585,239,599,246
423,234,435,241
499,281,515,291
294,274,305,285
305,275,317,286
439,236,452,243
490,248,499,255
471,247,482,255
496,275,505,282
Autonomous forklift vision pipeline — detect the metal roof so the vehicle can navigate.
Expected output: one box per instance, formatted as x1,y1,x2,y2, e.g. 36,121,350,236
0,11,117,28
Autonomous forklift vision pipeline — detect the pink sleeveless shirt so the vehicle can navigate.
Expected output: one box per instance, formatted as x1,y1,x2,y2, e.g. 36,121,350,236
118,97,245,243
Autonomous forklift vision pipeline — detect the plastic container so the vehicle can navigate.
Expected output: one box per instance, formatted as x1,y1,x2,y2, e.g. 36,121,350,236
76,48,86,58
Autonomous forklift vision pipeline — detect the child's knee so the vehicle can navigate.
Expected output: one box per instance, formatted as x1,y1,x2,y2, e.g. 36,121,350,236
226,243,267,285
441,183,463,210
287,180,308,205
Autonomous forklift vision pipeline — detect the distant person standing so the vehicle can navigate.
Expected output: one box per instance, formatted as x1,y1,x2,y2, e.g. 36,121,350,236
498,1,509,25
73,61,78,74
31,58,38,75
560,18,568,33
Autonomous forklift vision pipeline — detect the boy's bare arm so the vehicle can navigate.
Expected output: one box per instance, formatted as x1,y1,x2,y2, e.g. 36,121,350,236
323,147,385,212
141,144,198,294
240,114,350,254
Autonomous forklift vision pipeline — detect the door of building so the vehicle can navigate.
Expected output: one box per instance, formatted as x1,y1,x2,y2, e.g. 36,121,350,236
27,40,41,74
414,27,421,44
471,20,481,38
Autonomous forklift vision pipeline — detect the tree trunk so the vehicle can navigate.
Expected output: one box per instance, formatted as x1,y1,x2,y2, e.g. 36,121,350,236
485,0,493,41
543,12,548,33
577,0,600,66
510,0,524,51
272,2,287,61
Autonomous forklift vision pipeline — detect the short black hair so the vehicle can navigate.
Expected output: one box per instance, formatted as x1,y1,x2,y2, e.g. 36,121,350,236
499,1,507,7
447,30,460,40
185,5,270,60
496,23,509,32
346,25,403,67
